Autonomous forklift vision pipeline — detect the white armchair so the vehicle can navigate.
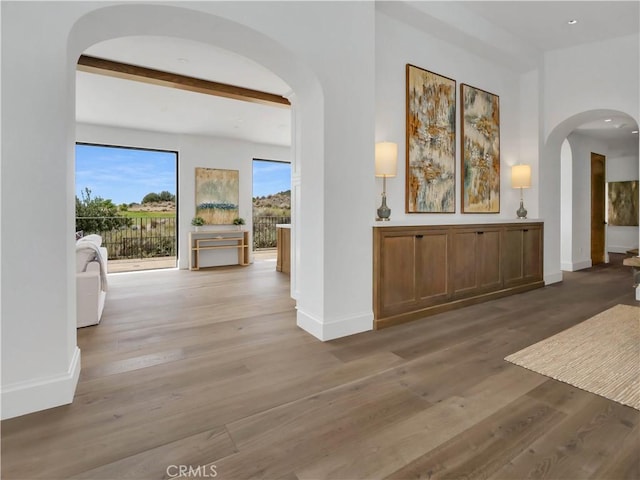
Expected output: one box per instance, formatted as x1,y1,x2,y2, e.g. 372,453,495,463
76,235,108,327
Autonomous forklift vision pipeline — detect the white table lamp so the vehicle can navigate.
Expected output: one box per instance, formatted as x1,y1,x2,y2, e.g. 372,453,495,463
375,142,398,221
511,164,531,219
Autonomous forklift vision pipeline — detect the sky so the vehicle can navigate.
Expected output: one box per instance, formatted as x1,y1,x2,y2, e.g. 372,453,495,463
252,159,291,197
75,145,291,205
76,144,177,205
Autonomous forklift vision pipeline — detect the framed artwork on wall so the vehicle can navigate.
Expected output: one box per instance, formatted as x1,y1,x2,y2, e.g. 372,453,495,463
608,180,639,226
460,83,500,213
406,64,456,213
195,167,239,224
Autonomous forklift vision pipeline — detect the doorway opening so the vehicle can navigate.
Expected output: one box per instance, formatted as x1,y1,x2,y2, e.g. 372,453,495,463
75,142,178,272
591,152,607,265
252,158,291,253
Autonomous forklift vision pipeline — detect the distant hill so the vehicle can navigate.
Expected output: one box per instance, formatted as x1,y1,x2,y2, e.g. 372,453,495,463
128,201,176,212
253,190,291,217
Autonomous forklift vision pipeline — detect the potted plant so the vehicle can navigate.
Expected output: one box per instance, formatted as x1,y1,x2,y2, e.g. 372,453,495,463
233,217,245,230
191,216,205,232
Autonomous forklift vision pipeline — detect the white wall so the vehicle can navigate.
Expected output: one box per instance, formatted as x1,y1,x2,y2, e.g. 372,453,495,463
76,123,291,269
375,11,525,224
540,33,640,284
1,1,87,420
560,139,573,270
518,69,540,220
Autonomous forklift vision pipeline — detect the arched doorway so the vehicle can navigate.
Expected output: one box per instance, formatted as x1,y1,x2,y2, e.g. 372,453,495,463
543,109,639,279
68,3,326,332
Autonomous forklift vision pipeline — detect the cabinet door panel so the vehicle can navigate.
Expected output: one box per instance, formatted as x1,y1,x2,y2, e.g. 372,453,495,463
381,236,416,312
523,227,543,280
452,230,478,296
477,229,502,289
503,229,524,286
417,232,449,304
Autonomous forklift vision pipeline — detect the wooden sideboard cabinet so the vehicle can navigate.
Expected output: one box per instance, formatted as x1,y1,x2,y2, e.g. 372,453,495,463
373,222,544,329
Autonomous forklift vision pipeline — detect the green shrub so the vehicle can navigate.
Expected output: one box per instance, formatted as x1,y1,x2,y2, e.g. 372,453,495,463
75,188,131,233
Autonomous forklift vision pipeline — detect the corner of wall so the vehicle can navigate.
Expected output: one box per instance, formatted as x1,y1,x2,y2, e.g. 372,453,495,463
1,347,81,420
296,309,373,341
544,271,563,285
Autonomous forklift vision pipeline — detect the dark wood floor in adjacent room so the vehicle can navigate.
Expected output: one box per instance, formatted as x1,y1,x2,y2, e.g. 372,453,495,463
2,254,639,479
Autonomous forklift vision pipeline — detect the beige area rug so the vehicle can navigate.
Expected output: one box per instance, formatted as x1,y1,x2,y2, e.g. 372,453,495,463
505,304,640,410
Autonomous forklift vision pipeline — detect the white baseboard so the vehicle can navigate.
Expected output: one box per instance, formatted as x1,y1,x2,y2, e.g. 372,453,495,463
636,286,640,302
297,308,373,341
608,245,637,254
1,347,81,420
544,271,563,285
561,259,592,272
573,259,593,270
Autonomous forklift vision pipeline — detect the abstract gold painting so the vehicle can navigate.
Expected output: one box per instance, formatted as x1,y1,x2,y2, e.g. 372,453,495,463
406,64,456,213
461,83,500,213
608,181,639,226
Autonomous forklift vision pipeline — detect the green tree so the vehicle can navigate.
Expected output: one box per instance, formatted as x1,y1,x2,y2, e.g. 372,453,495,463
158,190,175,202
141,191,175,203
75,188,129,233
141,192,161,204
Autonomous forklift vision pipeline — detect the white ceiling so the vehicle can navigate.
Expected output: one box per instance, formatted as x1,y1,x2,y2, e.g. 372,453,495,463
76,1,639,147
460,1,639,54
573,113,639,142
77,36,292,146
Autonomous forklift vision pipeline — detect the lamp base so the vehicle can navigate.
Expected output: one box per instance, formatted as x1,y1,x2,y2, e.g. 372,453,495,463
516,199,528,219
377,194,391,221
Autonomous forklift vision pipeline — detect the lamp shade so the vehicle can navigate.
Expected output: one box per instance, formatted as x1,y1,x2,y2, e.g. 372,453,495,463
375,142,398,177
511,164,531,188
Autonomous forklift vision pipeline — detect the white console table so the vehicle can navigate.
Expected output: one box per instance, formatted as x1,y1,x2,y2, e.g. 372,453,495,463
188,230,250,270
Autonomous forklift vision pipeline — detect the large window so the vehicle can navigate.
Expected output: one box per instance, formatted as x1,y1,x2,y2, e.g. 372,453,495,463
75,143,178,271
252,159,291,249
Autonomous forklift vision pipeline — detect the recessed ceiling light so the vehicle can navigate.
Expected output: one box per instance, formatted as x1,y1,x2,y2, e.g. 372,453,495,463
633,130,639,134
604,118,612,122
567,19,578,25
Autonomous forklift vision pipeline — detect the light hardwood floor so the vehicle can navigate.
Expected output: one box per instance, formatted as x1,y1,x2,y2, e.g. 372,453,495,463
2,255,639,479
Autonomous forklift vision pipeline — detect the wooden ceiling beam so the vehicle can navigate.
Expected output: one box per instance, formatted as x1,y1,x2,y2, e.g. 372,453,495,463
77,55,290,108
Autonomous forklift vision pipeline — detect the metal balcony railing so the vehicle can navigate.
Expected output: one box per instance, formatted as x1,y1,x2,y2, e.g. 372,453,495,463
75,216,176,260
77,215,291,257
253,216,290,249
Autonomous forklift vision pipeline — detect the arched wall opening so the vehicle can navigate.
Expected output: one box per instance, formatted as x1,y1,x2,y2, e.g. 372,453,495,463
66,2,379,344
1,2,335,420
542,108,639,284
67,3,326,321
